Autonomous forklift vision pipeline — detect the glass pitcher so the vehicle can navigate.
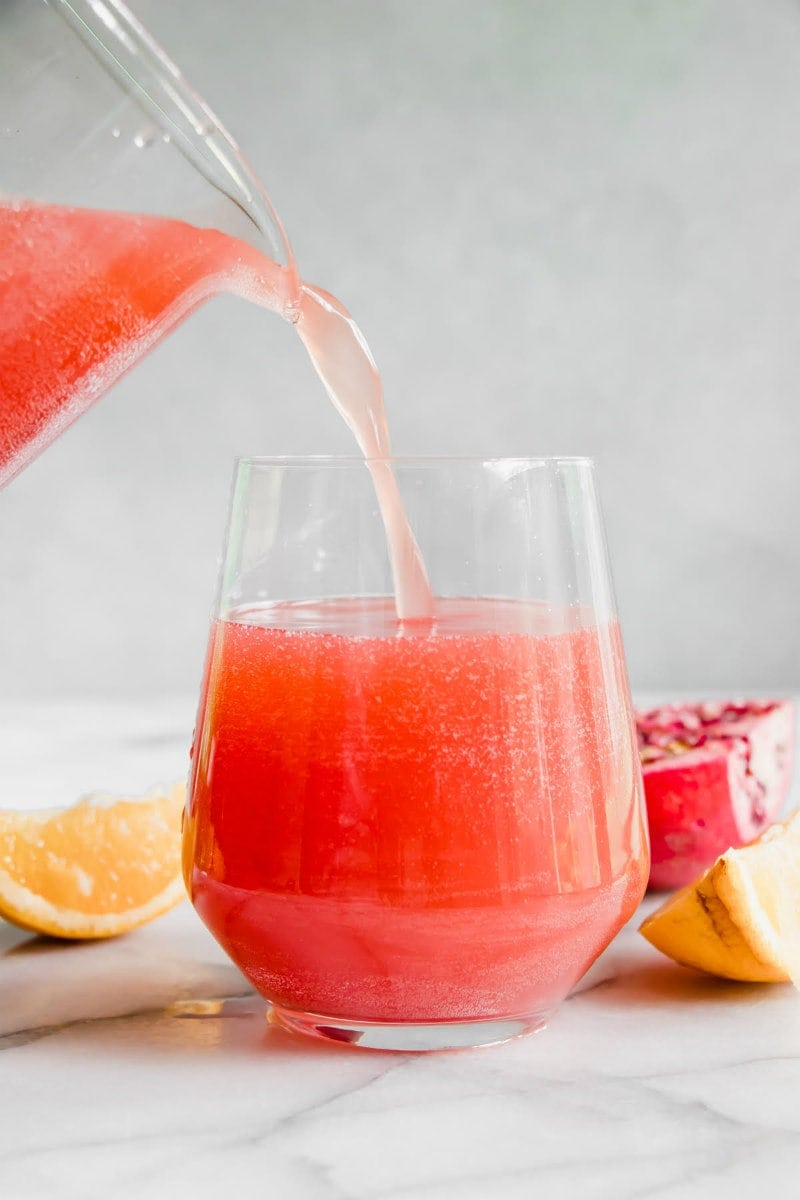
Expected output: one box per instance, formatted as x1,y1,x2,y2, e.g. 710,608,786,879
0,0,299,489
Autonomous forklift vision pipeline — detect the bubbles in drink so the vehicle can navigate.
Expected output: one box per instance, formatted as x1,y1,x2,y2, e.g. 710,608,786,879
185,596,646,1022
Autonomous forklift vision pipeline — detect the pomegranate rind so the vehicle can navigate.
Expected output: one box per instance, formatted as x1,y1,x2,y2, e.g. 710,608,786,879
639,808,800,985
637,700,795,890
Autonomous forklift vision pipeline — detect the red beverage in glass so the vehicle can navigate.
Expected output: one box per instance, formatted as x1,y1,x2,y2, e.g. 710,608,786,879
185,597,648,1030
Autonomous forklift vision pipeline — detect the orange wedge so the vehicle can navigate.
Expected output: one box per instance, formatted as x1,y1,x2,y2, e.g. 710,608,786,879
0,781,187,939
640,808,800,984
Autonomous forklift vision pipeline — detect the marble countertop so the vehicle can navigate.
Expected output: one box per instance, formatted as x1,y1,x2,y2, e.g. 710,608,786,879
2,699,799,1199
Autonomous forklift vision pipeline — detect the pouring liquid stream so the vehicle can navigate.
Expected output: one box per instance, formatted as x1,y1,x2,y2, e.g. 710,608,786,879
0,201,433,621
295,281,432,620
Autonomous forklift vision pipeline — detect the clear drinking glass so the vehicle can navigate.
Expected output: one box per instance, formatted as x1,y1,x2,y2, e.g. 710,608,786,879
183,456,649,1051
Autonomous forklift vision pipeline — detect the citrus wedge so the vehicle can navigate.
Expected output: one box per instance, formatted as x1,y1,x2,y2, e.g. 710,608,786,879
0,781,187,939
640,808,800,984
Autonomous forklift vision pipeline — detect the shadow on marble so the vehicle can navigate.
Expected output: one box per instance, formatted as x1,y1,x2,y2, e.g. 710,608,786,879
0,978,345,1060
2,932,73,958
0,921,38,955
588,958,785,1008
51,997,396,1064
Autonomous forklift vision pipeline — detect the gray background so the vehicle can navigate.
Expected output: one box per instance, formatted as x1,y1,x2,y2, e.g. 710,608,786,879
3,0,799,698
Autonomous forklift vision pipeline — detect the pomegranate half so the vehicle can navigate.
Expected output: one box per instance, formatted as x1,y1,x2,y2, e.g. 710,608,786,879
636,699,795,891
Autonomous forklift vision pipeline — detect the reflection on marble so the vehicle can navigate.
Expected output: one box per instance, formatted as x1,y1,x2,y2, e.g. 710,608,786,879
1,699,799,1199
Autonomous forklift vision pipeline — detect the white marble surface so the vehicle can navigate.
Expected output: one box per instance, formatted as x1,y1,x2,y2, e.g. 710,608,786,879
1,699,800,1199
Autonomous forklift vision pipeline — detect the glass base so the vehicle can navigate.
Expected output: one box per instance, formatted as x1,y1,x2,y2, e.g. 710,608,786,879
269,1005,551,1051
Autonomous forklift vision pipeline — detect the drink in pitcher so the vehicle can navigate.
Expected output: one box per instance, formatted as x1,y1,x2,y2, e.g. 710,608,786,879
0,199,429,616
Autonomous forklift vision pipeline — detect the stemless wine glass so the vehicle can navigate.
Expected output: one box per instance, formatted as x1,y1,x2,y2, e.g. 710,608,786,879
183,456,649,1052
